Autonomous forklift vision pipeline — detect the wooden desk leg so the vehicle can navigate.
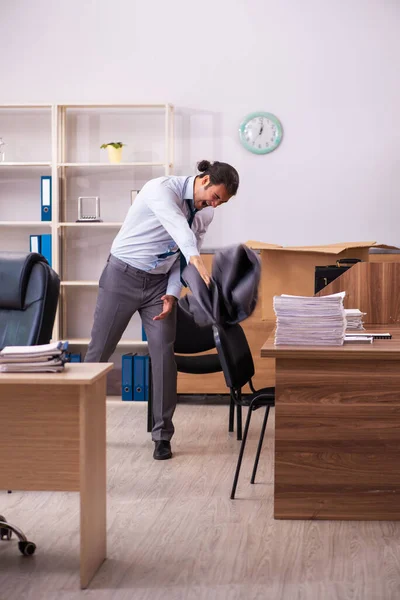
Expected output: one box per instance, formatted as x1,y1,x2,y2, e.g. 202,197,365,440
79,377,107,589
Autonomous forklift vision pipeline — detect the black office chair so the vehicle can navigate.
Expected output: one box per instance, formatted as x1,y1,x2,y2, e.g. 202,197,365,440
0,251,60,555
147,304,243,439
213,323,275,499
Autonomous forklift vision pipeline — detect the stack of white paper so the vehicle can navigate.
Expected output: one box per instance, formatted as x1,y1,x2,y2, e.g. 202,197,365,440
273,292,346,346
344,309,366,330
0,341,69,373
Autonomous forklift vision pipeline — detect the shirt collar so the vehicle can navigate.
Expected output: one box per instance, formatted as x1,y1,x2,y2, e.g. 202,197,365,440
183,176,196,212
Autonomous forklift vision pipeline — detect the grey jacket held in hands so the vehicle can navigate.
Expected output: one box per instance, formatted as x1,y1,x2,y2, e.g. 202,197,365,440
178,244,261,327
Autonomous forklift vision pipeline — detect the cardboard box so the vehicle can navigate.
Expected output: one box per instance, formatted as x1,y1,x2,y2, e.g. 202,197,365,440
246,241,400,321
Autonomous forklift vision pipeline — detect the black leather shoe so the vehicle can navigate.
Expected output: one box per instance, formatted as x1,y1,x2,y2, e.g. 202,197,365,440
153,440,172,460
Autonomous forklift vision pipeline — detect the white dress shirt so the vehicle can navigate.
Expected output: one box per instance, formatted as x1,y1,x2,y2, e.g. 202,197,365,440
111,175,213,298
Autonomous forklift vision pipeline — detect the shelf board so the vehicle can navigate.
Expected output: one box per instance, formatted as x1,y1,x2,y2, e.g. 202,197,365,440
0,104,172,109
61,281,98,286
58,162,165,167
0,221,52,227
0,104,52,109
68,338,147,347
59,103,171,109
0,162,52,167
58,222,123,227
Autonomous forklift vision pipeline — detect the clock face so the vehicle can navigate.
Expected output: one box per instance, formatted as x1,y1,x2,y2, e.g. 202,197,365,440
239,112,283,155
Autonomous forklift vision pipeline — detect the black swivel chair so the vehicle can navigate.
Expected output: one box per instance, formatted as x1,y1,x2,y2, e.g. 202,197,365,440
0,251,60,555
213,323,275,499
147,304,243,439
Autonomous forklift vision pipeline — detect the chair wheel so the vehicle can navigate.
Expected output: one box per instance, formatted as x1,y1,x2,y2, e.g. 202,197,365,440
0,516,12,541
0,528,12,541
18,541,36,556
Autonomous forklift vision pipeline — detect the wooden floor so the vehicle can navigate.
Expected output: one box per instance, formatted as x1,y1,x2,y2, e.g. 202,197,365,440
1,399,400,599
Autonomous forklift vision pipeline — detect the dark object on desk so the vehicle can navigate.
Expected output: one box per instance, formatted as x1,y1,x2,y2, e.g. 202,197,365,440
316,262,400,325
212,323,275,500
147,304,244,440
180,244,261,327
346,332,392,340
369,333,392,339
315,258,362,294
0,251,60,555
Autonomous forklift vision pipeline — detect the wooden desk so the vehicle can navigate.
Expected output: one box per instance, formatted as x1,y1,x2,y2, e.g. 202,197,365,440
0,363,113,588
261,326,400,520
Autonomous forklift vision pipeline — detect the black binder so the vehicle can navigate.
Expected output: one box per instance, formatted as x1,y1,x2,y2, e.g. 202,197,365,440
314,258,362,294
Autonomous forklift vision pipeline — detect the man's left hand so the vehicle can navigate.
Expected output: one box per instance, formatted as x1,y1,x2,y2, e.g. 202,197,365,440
153,295,176,321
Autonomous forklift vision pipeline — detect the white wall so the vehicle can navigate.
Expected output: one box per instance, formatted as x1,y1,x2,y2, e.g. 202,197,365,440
1,0,400,248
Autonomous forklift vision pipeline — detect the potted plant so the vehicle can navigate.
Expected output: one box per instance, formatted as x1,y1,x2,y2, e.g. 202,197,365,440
100,142,126,164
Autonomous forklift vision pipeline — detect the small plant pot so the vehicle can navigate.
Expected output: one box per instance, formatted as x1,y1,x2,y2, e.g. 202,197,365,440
107,146,123,164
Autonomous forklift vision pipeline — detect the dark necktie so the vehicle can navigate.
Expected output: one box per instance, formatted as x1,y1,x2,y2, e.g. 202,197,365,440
156,199,197,287
180,199,197,286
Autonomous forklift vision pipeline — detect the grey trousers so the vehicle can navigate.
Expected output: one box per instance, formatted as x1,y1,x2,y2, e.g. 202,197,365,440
84,254,177,441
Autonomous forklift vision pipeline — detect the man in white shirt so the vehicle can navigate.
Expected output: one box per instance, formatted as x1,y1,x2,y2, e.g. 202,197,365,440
85,160,239,459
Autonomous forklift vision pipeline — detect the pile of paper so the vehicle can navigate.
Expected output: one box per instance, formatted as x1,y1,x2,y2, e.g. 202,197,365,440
0,341,69,373
273,292,346,346
344,309,366,330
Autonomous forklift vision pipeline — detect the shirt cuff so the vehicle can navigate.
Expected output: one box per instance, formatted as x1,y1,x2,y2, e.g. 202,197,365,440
181,246,200,265
166,281,183,299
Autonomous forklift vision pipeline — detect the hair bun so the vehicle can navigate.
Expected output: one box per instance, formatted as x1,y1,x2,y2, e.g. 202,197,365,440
197,160,211,173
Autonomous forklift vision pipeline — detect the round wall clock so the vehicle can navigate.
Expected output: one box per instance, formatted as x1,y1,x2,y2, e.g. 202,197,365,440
239,112,283,154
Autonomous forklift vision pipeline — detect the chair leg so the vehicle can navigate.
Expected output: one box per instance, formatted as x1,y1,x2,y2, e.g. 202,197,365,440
251,406,270,484
229,393,235,433
230,406,253,499
236,404,243,441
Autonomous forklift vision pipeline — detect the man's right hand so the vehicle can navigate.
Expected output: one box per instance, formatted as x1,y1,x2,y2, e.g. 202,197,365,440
189,255,211,287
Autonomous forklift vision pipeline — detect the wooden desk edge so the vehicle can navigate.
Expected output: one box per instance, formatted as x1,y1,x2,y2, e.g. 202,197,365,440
261,326,400,359
261,344,400,359
0,363,114,385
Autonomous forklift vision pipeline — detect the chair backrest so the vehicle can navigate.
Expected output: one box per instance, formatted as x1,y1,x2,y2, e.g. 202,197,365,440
212,323,255,390
174,304,216,354
0,252,60,350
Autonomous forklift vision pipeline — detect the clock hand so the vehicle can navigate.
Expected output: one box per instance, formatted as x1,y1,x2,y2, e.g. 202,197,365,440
253,124,264,141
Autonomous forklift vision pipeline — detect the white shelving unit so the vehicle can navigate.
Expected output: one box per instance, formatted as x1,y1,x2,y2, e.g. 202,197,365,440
0,103,56,259
0,162,52,167
59,162,165,167
0,221,53,226
0,103,174,349
58,222,123,227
